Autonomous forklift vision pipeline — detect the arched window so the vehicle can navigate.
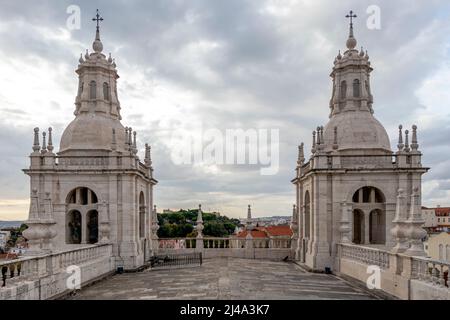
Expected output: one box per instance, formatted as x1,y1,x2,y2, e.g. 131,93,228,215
66,187,98,245
340,81,347,99
89,81,97,99
103,82,110,101
352,187,384,203
304,191,310,239
353,79,361,98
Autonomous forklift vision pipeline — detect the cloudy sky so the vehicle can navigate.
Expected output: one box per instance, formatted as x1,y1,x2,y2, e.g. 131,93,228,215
0,0,449,220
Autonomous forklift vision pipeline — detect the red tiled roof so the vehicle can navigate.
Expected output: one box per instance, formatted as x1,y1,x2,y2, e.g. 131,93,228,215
265,225,293,236
435,208,450,216
236,226,292,238
236,230,267,238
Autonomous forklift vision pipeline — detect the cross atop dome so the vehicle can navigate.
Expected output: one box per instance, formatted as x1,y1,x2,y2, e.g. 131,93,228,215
92,9,104,31
92,9,104,53
345,10,357,50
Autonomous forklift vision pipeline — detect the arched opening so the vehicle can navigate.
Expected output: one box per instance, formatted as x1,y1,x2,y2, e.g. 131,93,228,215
89,81,97,99
353,79,361,98
67,210,82,244
352,187,384,204
103,82,110,101
87,210,99,244
139,192,145,239
66,187,98,245
304,191,310,239
340,81,347,99
369,209,385,244
352,186,386,245
66,187,98,205
353,210,364,244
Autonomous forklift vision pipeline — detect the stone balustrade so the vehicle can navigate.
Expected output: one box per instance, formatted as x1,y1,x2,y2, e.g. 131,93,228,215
157,237,292,260
340,243,390,269
412,257,449,288
0,244,114,300
337,243,450,299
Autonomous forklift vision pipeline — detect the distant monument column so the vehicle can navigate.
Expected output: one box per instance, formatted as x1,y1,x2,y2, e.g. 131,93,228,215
196,204,204,250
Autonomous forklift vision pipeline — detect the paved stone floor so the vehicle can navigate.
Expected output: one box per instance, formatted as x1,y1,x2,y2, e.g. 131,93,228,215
71,258,377,300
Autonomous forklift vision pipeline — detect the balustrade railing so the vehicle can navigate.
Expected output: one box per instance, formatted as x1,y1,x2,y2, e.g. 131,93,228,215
0,244,112,288
412,257,450,288
339,243,390,269
158,237,291,250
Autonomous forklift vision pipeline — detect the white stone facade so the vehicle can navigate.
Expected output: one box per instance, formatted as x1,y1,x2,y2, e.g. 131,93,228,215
22,24,157,270
292,23,428,271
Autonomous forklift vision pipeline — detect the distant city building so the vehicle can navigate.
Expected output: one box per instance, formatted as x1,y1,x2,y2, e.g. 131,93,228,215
422,206,450,232
424,232,450,262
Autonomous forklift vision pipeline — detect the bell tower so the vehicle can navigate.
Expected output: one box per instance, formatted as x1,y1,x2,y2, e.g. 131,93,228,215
23,10,158,270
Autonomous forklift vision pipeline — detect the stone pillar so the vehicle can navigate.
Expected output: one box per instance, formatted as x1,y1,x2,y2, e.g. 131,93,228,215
339,202,351,243
99,201,111,243
364,211,370,245
404,188,427,256
151,205,160,253
290,204,299,259
391,189,410,253
195,204,204,250
81,210,87,244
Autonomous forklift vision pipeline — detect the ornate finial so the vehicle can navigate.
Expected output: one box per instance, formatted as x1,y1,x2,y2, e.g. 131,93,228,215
79,53,84,64
41,131,47,153
111,128,117,151
128,127,133,146
112,59,116,68
108,53,113,63
333,126,339,150
411,125,419,151
345,10,357,50
92,9,104,53
397,125,404,151
337,50,342,60
298,143,305,165
359,46,365,57
365,50,369,60
404,130,410,152
320,126,324,145
145,143,152,167
132,131,137,154
311,131,316,154
47,127,54,152
33,127,40,152
85,49,89,60
316,127,321,145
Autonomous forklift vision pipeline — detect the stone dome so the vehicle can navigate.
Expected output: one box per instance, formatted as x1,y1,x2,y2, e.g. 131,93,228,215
59,113,126,153
323,111,391,152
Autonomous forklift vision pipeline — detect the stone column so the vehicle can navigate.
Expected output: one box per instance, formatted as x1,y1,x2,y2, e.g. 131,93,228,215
195,205,204,250
364,211,370,245
404,188,427,256
151,205,160,253
290,204,299,259
99,201,111,243
391,189,410,253
339,202,351,243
